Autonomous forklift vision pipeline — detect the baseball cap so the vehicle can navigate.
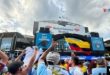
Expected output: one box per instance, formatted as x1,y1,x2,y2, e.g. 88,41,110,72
46,52,60,65
8,61,24,74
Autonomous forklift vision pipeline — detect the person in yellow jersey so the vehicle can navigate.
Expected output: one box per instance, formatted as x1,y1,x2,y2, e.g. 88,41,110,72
60,60,67,70
79,61,87,75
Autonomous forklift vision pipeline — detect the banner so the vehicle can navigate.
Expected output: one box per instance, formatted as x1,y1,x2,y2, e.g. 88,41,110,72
91,37,105,51
35,33,52,49
36,21,88,35
61,56,104,60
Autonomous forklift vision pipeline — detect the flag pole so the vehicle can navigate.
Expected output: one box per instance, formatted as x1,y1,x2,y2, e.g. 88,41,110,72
64,36,75,56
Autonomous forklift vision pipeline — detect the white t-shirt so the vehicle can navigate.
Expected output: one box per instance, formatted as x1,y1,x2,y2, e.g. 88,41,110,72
70,66,83,75
92,67,107,75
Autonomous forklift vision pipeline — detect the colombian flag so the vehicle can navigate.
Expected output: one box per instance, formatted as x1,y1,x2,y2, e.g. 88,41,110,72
64,38,82,52
64,38,90,49
69,43,82,52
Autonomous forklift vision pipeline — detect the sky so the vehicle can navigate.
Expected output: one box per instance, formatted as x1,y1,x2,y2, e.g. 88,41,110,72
0,0,110,40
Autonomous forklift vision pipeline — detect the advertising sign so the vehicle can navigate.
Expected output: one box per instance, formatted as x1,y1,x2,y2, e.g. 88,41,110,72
91,37,105,51
61,56,104,60
35,33,52,49
36,22,88,35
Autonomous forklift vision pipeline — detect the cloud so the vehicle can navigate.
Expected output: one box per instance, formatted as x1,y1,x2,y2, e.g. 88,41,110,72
0,0,110,39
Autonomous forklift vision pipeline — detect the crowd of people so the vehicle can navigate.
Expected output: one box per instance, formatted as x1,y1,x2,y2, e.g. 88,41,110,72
0,41,110,75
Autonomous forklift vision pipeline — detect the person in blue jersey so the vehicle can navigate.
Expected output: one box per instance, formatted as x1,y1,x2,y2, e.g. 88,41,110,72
92,58,107,75
37,41,69,75
69,56,83,75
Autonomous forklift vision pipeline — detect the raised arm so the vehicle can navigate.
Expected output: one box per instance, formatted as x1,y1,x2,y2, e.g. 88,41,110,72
0,50,8,64
15,50,26,61
39,41,57,61
24,47,38,72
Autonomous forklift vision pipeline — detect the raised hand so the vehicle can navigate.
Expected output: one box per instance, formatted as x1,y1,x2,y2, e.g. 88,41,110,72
51,41,58,48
